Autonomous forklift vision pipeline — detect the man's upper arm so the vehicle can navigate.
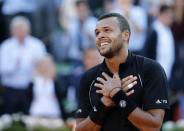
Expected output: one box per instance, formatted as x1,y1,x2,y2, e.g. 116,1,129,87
76,118,85,125
75,73,92,118
147,109,165,121
142,59,170,111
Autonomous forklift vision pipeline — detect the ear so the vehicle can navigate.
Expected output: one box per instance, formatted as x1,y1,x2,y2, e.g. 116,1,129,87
122,30,130,41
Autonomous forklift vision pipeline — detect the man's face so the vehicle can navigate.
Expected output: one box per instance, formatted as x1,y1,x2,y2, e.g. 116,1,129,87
164,9,174,26
11,23,29,41
76,2,89,21
95,17,124,58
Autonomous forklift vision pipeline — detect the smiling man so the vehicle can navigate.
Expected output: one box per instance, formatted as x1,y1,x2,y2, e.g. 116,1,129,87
75,13,169,131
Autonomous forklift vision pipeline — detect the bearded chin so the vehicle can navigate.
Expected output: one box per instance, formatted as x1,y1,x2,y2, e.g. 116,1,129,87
100,48,114,58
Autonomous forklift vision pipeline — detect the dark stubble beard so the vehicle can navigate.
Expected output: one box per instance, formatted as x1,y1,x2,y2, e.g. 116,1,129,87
100,40,123,59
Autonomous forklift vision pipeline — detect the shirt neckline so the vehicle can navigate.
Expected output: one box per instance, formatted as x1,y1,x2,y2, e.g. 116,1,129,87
100,51,133,74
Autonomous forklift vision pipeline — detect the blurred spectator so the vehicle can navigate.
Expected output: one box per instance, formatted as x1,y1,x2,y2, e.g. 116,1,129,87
57,1,98,103
1,0,58,44
50,1,98,115
50,8,72,62
170,0,184,92
144,5,175,81
0,16,46,114
87,0,104,17
28,55,67,120
32,0,58,45
75,47,104,105
95,0,115,17
0,0,6,43
170,0,184,120
102,0,115,14
112,0,148,55
171,0,184,44
1,0,37,36
140,0,173,25
68,0,97,62
61,0,76,19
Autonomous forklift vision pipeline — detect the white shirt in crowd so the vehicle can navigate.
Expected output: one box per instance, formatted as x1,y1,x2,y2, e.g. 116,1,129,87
29,76,61,118
153,20,175,80
0,36,46,89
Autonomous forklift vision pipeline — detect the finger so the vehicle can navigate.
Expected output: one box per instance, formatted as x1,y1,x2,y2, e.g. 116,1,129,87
123,76,137,88
132,81,137,86
122,82,134,92
96,77,106,84
102,72,111,80
94,83,104,89
122,81,137,92
121,75,133,84
126,89,134,96
96,90,104,94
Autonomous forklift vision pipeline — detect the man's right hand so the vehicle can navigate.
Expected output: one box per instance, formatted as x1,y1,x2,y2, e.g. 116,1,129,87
101,96,115,107
121,75,137,96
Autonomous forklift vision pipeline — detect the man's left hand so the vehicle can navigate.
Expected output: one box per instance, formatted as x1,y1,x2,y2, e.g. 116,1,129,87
95,72,121,96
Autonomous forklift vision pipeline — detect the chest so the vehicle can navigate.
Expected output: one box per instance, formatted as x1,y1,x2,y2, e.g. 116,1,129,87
89,67,144,108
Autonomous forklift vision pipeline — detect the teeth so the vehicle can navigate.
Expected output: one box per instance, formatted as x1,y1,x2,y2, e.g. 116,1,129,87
100,42,108,46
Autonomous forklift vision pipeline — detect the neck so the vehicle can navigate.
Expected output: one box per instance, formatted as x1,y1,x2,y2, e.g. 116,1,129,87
105,49,128,74
159,17,170,27
17,37,26,45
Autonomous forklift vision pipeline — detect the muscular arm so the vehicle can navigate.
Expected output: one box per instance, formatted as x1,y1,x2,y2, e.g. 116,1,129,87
110,87,165,131
128,108,165,131
121,75,166,130
75,118,101,131
75,96,114,131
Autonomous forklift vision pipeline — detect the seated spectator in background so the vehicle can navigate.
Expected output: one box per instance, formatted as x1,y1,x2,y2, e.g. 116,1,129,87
144,4,175,81
28,55,67,120
0,16,46,114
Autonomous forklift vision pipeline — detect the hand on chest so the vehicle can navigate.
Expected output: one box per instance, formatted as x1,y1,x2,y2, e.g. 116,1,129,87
91,71,143,103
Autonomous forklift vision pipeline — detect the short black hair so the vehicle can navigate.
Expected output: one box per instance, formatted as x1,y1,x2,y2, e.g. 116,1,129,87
98,13,131,33
75,0,88,6
159,5,173,14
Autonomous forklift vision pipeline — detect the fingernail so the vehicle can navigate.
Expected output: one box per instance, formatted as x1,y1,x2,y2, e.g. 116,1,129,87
128,83,133,88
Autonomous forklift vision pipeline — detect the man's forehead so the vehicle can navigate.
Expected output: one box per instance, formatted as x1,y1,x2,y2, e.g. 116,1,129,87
96,17,118,29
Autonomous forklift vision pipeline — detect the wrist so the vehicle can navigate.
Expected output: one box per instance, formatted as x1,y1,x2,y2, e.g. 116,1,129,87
110,87,121,98
112,90,137,117
89,100,108,125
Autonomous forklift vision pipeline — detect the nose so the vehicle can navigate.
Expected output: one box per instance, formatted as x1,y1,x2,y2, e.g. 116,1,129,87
96,32,106,39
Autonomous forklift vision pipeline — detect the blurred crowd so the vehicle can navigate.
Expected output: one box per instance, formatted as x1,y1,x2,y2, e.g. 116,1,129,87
0,0,184,125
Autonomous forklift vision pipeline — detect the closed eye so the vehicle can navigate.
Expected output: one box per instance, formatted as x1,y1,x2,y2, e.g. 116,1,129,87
95,31,100,36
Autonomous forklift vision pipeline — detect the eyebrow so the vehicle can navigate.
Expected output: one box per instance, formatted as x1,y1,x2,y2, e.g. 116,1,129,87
95,26,111,32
